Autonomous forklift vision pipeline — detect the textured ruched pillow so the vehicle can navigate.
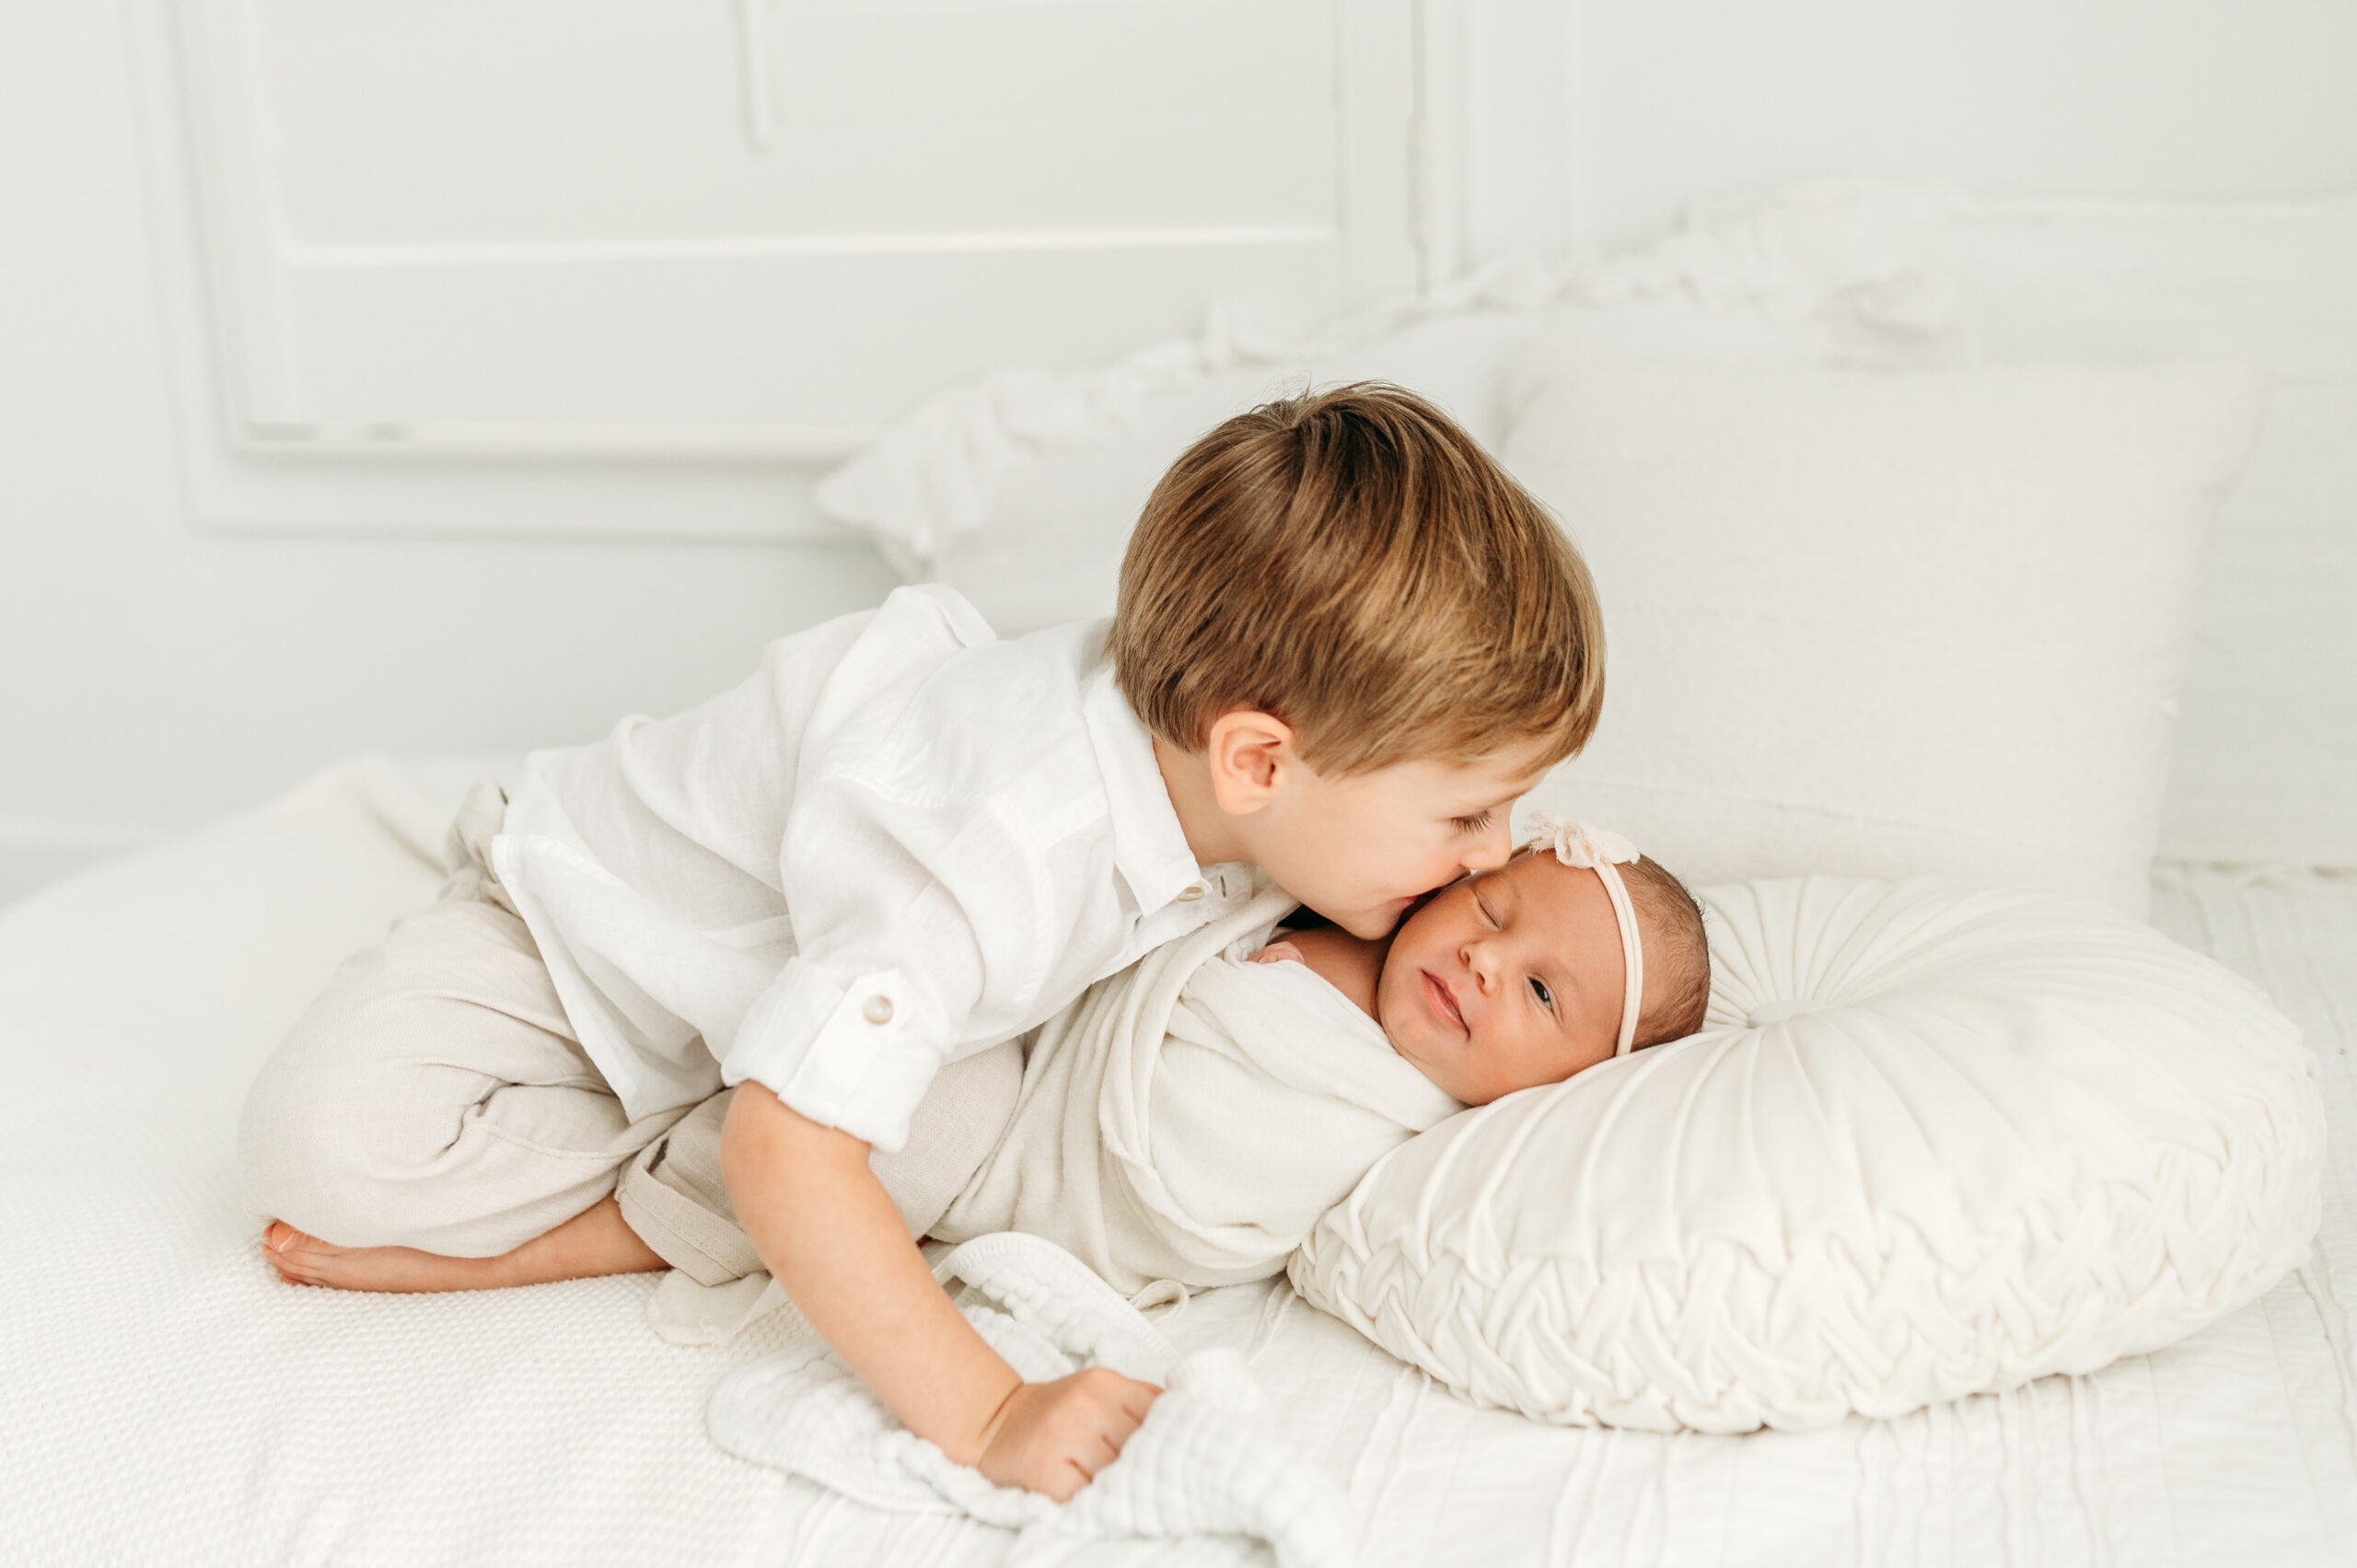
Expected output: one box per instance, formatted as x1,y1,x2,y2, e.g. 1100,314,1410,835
1287,877,2325,1434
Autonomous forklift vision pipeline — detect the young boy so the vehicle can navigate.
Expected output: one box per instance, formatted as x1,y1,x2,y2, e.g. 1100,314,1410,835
242,383,1606,1502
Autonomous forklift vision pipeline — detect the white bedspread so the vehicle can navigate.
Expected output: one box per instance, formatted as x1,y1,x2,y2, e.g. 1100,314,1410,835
3,759,2352,1566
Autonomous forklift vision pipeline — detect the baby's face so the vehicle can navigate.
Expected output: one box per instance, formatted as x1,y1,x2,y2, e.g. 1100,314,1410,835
1375,850,1627,1104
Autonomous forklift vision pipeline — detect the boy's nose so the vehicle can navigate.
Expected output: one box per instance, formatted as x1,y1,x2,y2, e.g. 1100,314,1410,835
1460,820,1514,871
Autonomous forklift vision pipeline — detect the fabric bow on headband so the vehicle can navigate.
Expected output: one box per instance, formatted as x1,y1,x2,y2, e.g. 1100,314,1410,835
1526,812,1644,1058
1529,817,1639,873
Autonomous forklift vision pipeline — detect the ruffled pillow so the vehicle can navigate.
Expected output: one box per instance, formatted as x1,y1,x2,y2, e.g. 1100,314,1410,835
1288,877,2323,1433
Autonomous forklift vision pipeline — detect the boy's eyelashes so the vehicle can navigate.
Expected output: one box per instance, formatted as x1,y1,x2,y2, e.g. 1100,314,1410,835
1449,807,1496,834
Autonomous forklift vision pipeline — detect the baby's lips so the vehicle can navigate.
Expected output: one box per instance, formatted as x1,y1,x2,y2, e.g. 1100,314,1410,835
1422,969,1468,1034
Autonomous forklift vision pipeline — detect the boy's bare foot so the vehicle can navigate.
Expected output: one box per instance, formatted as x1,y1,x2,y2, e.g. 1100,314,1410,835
261,1195,667,1294
263,1223,513,1292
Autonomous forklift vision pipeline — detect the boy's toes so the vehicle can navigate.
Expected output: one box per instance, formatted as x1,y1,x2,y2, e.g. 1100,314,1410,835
261,1221,337,1283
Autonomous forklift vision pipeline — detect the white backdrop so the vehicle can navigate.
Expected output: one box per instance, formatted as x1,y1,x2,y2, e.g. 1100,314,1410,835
3,0,2352,903
1564,0,2357,253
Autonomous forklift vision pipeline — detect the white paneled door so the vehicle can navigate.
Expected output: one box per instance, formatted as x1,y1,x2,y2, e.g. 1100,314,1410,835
168,0,1423,482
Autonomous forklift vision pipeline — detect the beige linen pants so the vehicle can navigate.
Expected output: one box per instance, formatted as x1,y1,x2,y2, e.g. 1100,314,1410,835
238,783,1021,1283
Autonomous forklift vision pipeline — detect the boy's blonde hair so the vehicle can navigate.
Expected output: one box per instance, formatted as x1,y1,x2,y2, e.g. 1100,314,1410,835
1110,382,1605,775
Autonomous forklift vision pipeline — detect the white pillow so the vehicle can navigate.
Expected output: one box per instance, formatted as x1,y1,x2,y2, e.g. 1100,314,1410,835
1287,877,2322,1434
1504,357,2264,916
1928,193,2357,869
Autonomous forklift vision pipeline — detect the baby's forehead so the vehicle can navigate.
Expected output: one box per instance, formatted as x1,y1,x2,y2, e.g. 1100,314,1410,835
1501,846,1659,943
1503,843,1593,889
1497,848,1608,920
1509,842,1689,947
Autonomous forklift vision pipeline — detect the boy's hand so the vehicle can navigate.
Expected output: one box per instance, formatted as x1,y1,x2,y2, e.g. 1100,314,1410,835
721,1086,1155,1504
975,1368,1162,1502
1249,940,1306,966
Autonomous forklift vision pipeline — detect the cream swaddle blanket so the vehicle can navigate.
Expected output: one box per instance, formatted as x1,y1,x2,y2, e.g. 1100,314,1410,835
934,887,1463,1295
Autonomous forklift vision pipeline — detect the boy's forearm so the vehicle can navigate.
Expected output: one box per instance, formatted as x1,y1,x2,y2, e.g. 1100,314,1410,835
719,1081,1021,1464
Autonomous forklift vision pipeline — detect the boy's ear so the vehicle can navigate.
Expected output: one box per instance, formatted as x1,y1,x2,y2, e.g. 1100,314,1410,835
1203,709,1295,816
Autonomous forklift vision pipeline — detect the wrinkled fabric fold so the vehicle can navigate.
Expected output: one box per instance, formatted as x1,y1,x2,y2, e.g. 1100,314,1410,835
936,890,1460,1295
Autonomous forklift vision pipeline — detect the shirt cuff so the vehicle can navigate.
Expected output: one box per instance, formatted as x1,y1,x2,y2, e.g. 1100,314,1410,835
722,959,939,1152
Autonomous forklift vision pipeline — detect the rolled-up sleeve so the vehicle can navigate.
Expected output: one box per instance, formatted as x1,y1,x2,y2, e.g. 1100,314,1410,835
726,958,942,1151
720,777,1012,1153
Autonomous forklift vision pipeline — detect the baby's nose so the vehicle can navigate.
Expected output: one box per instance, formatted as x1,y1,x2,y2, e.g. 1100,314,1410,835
1462,941,1501,990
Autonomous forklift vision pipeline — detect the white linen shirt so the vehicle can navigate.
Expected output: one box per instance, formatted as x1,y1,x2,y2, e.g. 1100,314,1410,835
487,584,1265,1151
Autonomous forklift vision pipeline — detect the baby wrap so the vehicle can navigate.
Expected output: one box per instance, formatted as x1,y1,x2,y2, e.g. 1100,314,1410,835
935,889,1462,1295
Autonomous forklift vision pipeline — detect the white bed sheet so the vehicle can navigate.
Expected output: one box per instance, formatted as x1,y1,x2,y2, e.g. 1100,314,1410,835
3,760,2351,1567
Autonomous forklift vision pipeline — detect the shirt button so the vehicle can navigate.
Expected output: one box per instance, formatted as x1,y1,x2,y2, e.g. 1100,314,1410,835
1175,884,1204,902
862,994,894,1026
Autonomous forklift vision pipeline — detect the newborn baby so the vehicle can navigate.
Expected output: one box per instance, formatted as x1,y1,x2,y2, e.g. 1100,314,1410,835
934,819,1713,1294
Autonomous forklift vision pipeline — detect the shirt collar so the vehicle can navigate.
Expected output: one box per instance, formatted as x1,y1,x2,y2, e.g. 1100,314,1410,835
1078,646,1202,914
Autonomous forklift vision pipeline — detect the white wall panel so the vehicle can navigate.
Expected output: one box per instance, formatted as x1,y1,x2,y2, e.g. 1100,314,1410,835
278,241,1345,430
264,3,1343,240
170,0,1420,470
1458,0,1573,265
1567,0,2357,253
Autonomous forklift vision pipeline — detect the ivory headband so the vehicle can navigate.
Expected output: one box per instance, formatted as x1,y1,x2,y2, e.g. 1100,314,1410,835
1527,814,1644,1058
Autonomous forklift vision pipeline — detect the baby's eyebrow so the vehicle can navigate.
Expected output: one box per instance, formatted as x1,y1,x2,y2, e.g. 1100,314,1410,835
1515,878,1600,1029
